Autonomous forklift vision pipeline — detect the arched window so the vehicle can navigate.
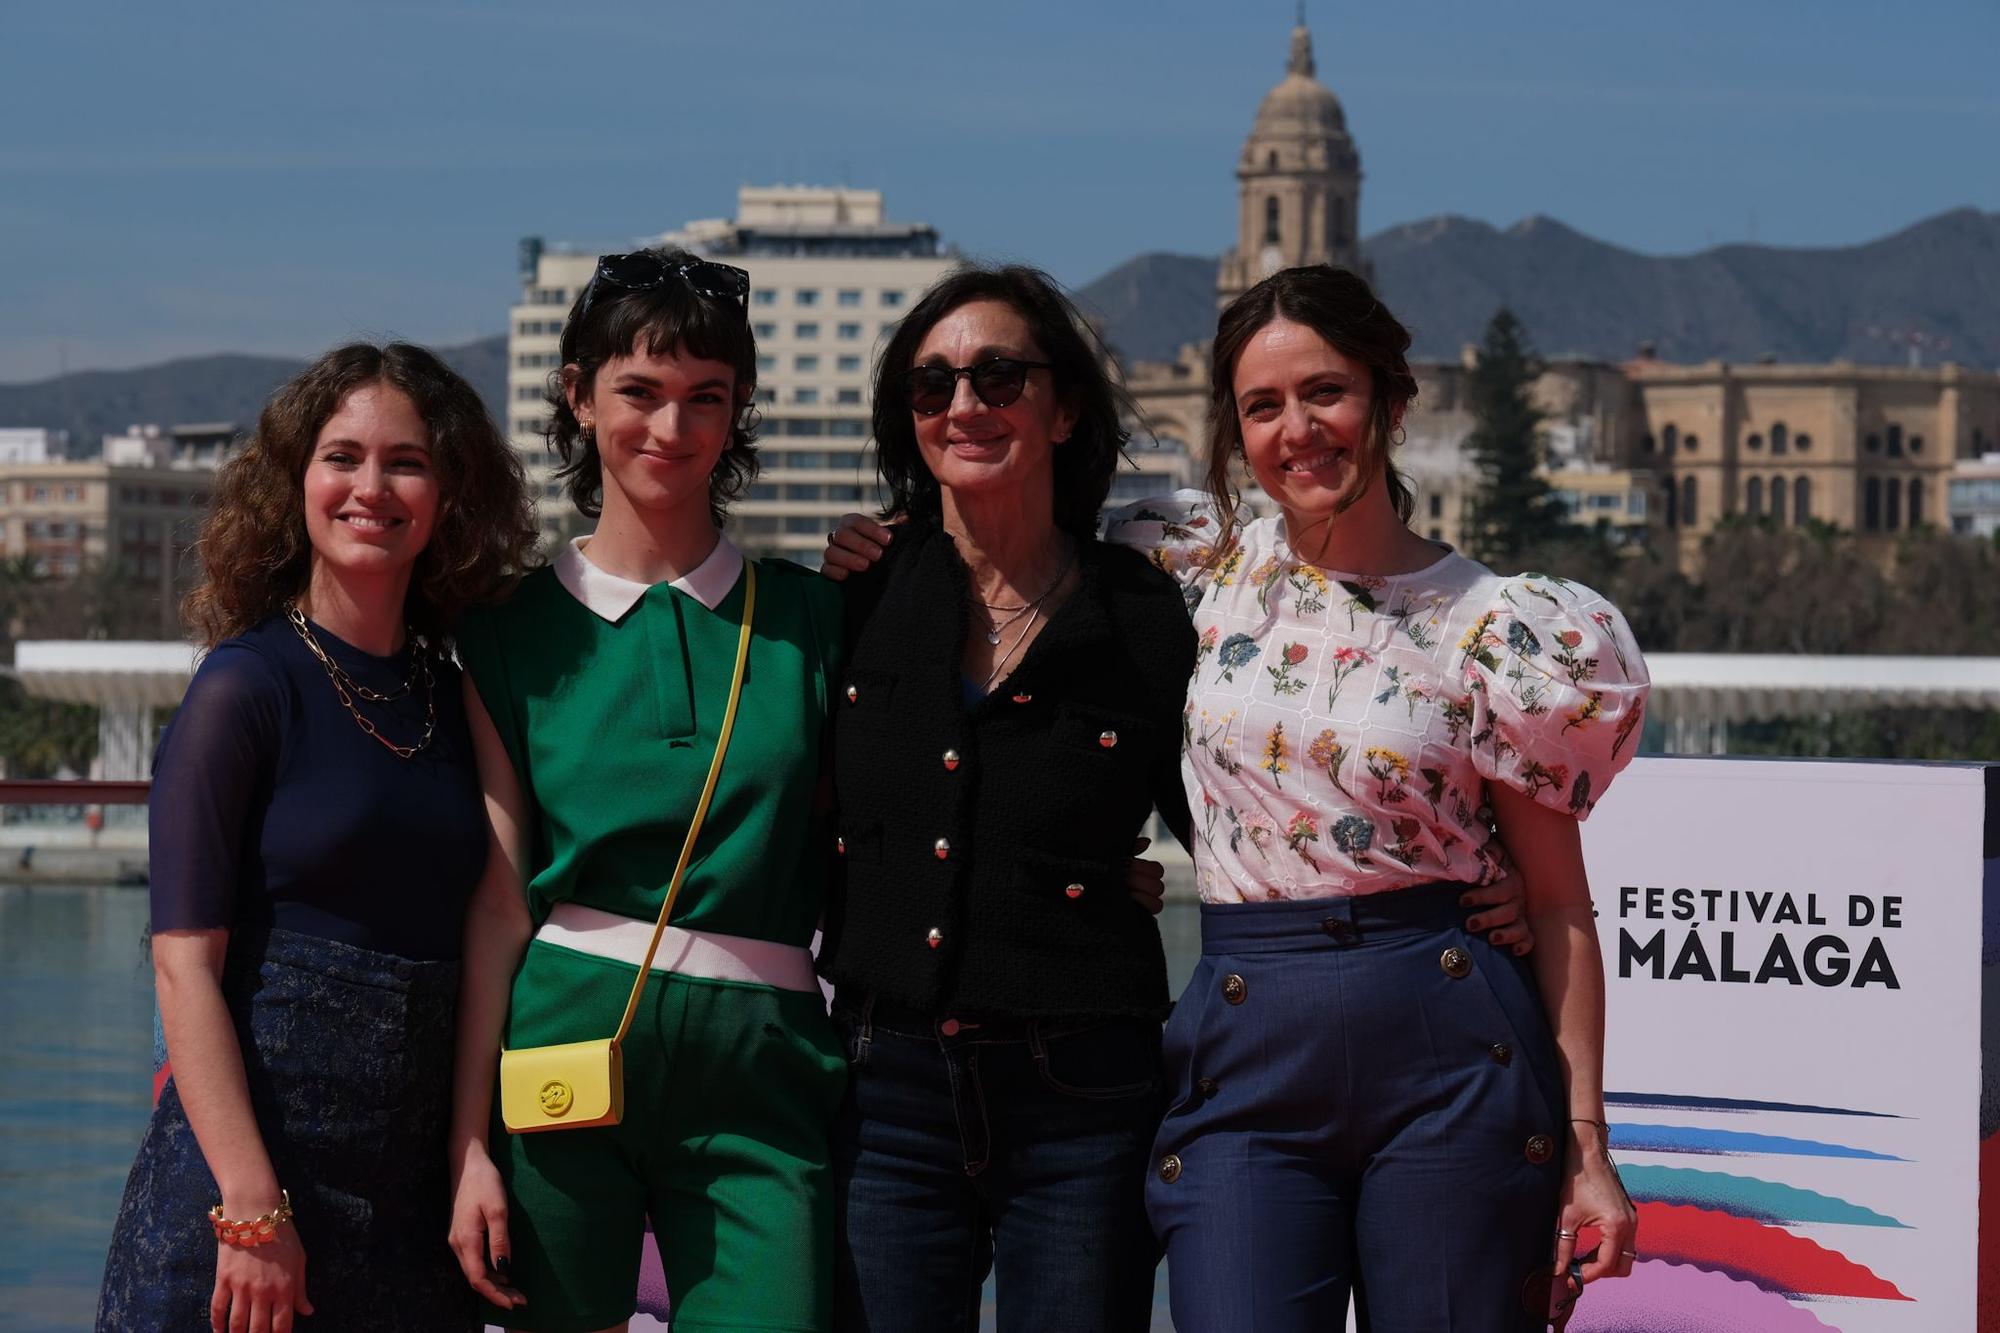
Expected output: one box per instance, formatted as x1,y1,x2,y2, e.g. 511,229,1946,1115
1745,476,1763,515
1264,196,1281,245
1771,422,1789,455
1793,476,1810,525
1865,433,1881,454
1642,433,1656,453
1332,195,1348,246
1768,475,1786,524
1662,424,1678,454
1661,478,1678,528
1886,424,1903,456
1885,477,1902,530
1909,435,1924,454
1746,433,1763,451
1863,477,1881,531
1909,477,1924,526
1681,475,1699,527
1267,149,1279,170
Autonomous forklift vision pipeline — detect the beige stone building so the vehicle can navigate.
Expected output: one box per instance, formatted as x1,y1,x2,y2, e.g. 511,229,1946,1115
507,186,953,559
1121,18,2000,571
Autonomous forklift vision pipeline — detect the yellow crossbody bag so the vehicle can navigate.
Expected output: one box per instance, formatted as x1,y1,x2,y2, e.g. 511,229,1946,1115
499,562,757,1134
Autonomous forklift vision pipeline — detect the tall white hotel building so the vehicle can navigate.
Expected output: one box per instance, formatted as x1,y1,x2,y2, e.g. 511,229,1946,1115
506,186,954,561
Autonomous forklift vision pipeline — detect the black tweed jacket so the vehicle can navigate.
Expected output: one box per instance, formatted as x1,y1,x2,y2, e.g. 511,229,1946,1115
818,518,1197,1020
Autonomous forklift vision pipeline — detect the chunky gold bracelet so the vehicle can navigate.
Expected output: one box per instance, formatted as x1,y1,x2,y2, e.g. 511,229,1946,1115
209,1190,294,1248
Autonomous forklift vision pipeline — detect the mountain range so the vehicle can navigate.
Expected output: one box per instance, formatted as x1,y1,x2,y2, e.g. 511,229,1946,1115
1076,207,2000,369
4,208,1995,449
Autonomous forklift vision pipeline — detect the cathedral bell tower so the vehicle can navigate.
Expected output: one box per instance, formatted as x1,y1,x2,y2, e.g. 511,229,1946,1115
1216,16,1367,308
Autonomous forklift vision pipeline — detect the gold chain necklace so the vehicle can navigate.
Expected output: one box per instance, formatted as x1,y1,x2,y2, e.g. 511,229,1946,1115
286,606,436,760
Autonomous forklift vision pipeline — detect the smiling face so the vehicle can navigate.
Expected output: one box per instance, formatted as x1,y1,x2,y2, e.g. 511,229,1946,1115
1231,316,1399,533
301,381,440,586
909,298,1076,505
572,342,740,528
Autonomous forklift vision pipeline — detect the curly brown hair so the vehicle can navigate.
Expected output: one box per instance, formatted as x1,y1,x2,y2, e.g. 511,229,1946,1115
546,246,760,526
183,342,539,648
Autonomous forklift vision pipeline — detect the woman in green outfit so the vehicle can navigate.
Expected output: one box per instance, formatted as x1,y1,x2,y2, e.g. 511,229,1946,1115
445,249,847,1333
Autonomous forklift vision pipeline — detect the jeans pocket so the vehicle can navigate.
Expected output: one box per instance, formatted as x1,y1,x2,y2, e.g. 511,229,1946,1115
1030,1018,1162,1101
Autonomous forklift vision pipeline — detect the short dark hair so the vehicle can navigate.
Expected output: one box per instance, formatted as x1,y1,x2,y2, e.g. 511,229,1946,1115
546,246,760,526
1205,265,1420,547
871,265,1130,539
185,341,538,647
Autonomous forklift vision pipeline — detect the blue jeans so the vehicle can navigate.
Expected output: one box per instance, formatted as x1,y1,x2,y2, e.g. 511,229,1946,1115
831,994,1164,1333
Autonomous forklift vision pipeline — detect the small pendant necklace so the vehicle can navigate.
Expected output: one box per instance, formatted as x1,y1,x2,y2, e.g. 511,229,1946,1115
968,548,1075,646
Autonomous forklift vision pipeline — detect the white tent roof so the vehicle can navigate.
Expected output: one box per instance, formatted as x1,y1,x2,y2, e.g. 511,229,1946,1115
9,640,198,708
1648,654,2000,724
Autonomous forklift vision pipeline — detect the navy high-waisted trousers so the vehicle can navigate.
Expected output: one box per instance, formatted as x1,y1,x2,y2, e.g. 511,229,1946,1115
1147,884,1566,1333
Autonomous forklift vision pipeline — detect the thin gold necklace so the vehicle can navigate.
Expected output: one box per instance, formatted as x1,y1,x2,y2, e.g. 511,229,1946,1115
966,547,1075,646
286,606,436,759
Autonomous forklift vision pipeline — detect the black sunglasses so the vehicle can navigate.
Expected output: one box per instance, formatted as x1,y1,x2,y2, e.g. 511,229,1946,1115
1519,1248,1595,1331
899,358,1054,416
574,252,751,326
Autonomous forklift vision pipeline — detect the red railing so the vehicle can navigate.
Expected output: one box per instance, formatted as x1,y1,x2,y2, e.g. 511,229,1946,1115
0,779,151,804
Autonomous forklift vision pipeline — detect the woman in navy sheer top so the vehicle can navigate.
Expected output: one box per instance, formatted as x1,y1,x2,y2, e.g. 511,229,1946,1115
97,343,537,1333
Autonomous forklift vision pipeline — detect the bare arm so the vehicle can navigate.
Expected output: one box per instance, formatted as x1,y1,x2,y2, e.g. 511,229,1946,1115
154,930,313,1331
445,676,533,1311
1488,784,1635,1286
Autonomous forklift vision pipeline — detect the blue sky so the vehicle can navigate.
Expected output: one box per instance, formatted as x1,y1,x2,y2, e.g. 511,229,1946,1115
2,0,1995,380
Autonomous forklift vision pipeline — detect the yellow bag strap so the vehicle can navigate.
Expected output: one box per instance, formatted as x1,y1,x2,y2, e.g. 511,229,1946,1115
609,559,757,1048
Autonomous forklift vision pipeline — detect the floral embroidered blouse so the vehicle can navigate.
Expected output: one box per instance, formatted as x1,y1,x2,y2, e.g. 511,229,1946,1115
1103,492,1651,903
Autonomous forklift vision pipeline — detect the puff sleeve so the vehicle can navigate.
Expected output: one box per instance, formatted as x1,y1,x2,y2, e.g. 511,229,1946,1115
1101,489,1231,599
1458,574,1649,818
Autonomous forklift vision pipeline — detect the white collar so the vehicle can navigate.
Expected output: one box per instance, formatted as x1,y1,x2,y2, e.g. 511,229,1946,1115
554,533,745,621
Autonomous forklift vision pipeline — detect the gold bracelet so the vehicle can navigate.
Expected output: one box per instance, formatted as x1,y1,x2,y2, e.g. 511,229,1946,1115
209,1190,293,1248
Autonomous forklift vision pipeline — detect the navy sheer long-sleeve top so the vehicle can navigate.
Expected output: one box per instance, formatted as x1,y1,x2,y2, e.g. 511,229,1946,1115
147,614,487,962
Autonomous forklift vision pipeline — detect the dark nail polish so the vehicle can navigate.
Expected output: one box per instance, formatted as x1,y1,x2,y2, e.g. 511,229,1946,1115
494,1256,511,1278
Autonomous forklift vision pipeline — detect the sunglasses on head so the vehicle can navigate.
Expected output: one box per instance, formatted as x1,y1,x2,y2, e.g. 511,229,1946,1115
574,252,751,327
899,357,1054,416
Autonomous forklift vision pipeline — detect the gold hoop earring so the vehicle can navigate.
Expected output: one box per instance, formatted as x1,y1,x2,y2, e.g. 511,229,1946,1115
1391,426,1407,447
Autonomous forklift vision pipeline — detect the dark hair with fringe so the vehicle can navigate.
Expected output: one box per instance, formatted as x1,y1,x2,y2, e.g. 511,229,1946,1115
546,246,759,525
183,341,538,648
1204,265,1419,554
871,264,1131,539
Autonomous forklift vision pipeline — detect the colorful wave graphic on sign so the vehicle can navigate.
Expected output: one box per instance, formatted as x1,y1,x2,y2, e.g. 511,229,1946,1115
1565,1092,1914,1332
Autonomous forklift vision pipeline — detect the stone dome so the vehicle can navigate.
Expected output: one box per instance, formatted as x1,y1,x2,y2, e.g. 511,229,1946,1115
1249,24,1348,141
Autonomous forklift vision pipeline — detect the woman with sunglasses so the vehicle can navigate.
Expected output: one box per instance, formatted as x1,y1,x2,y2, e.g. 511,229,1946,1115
97,343,537,1333
809,265,1197,1332
825,263,1640,1330
445,247,849,1333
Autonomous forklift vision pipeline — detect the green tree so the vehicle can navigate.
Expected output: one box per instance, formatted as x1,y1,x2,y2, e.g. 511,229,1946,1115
1462,308,1570,566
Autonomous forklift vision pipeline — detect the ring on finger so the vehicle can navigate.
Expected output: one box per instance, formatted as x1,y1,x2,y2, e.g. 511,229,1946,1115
1556,1228,1579,1240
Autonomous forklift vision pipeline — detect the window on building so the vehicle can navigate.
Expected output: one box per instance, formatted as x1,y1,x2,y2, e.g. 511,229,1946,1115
837,355,862,373
1746,433,1762,451
1660,479,1677,528
1681,476,1698,526
795,290,820,307
785,484,822,502
1909,477,1924,526
1884,477,1902,530
880,321,899,337
796,322,819,339
1331,195,1348,247
1793,476,1810,525
755,388,777,404
784,515,821,534
1428,527,1443,541
1909,434,1924,454
786,419,826,436
1267,150,1279,170
1795,433,1812,451
795,388,819,405
748,483,779,500
1662,425,1678,454
515,385,542,401
838,322,862,341
1264,196,1281,245
1886,424,1903,456
1428,493,1443,519
1770,422,1788,455
796,355,820,373
754,322,777,339
1683,434,1699,452
1745,476,1763,515
837,388,862,404
1769,475,1786,525
789,451,825,468
1863,477,1881,531
513,417,543,435
757,355,777,372
837,290,862,307
829,420,867,437
753,289,777,306
1865,433,1880,454
880,291,904,308
1641,433,1656,453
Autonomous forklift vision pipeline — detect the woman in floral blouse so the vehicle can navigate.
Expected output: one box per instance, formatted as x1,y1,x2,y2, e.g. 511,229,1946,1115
1103,266,1646,1331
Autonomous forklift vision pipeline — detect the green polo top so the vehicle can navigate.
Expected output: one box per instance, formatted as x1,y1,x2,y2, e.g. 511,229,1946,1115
456,536,841,947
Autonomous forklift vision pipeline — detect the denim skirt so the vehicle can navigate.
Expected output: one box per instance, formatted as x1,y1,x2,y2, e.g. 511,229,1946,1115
97,927,477,1332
